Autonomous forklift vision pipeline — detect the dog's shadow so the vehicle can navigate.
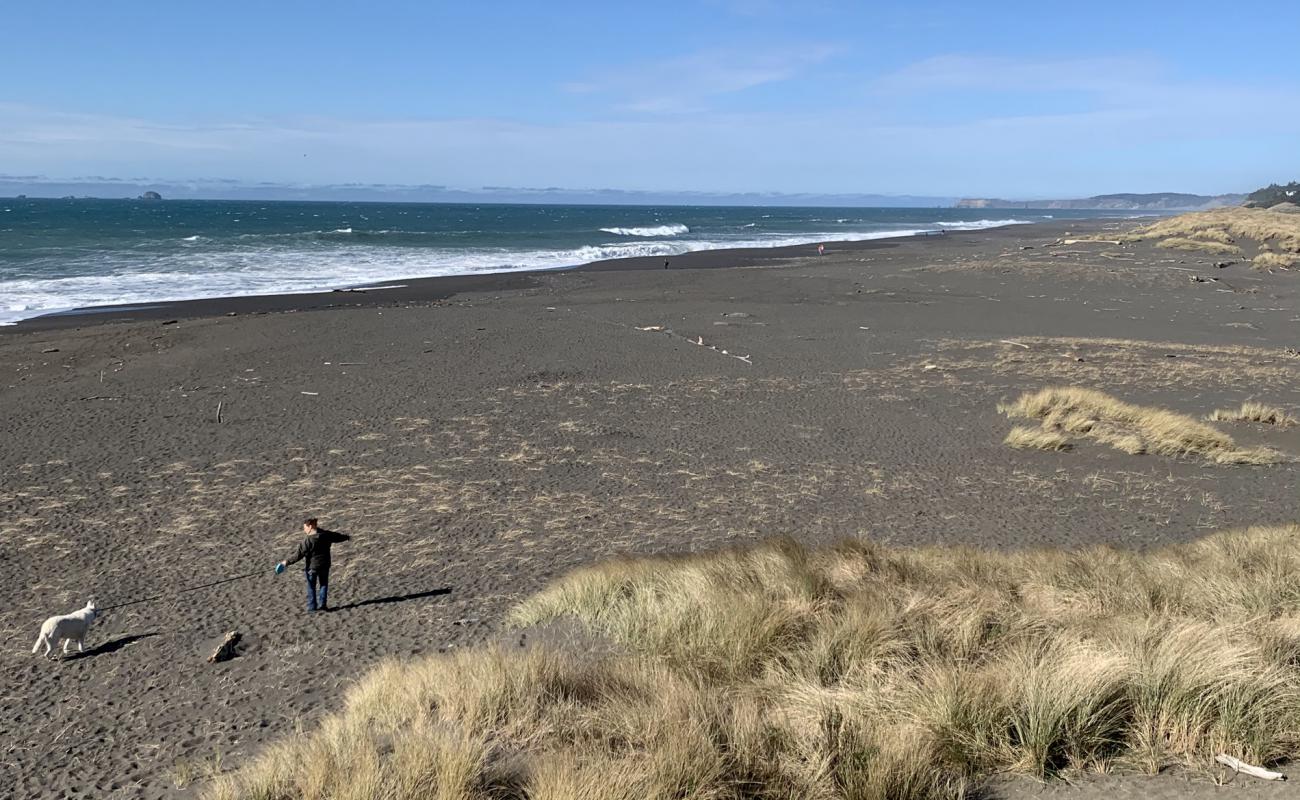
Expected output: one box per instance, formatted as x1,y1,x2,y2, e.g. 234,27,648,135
331,587,451,612
64,632,159,660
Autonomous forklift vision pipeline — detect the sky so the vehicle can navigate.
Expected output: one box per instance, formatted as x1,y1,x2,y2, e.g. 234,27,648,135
2,0,1297,199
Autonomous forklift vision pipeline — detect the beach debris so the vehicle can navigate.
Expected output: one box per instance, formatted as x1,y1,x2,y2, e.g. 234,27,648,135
999,339,1030,349
922,363,940,372
1215,261,1235,268
722,312,751,318
208,631,242,663
858,326,870,330
1052,238,1124,246
1216,754,1286,782
216,401,223,424
453,617,480,627
635,325,665,332
300,391,319,396
162,319,178,325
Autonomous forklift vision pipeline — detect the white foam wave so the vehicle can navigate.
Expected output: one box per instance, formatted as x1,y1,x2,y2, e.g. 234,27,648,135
599,224,689,237
0,222,1027,325
181,235,203,242
332,227,353,234
934,218,1033,229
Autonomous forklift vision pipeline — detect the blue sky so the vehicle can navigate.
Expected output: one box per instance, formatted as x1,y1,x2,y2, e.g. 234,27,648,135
2,0,1296,198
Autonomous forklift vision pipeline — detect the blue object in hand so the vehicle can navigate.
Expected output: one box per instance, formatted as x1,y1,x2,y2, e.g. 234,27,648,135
275,562,285,575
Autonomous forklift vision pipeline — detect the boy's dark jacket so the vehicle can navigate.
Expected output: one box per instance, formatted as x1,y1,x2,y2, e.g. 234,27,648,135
284,529,350,572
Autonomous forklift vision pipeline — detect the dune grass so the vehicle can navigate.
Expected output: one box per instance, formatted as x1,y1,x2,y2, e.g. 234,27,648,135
1126,207,1300,255
1253,251,1298,270
1004,425,1072,451
209,525,1300,800
1155,237,1242,255
1209,402,1297,428
999,386,1282,465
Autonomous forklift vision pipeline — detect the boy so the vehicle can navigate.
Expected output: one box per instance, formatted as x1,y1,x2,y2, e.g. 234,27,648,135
277,518,350,612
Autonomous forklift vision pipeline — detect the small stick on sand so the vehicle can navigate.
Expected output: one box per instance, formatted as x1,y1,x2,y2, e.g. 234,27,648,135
1215,754,1286,781
999,340,1030,349
216,401,223,424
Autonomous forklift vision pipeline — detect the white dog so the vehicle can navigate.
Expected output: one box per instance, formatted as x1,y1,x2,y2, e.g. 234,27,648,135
32,600,97,658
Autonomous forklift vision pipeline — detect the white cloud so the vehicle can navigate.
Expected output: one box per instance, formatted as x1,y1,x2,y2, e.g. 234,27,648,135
563,44,842,113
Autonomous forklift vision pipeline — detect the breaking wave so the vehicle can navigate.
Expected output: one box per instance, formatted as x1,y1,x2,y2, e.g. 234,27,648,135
599,223,689,237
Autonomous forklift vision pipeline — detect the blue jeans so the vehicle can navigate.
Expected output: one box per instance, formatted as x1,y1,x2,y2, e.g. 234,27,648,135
305,567,329,612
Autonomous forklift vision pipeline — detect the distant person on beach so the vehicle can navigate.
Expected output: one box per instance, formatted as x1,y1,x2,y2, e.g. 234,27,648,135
817,243,825,256
664,259,670,269
276,518,350,612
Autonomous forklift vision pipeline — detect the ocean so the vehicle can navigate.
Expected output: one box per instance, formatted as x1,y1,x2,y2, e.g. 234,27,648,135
0,199,1128,324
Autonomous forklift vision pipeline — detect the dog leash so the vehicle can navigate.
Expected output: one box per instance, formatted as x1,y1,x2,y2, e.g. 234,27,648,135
98,570,265,612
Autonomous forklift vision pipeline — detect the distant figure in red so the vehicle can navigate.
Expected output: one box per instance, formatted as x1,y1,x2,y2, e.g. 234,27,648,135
817,243,825,256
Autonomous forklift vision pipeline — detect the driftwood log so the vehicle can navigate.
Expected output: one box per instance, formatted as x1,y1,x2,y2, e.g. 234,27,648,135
1216,753,1286,781
208,631,242,663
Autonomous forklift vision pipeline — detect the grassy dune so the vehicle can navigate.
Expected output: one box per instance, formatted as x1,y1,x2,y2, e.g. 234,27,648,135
1123,207,1300,258
999,387,1283,465
1154,237,1241,255
209,526,1300,800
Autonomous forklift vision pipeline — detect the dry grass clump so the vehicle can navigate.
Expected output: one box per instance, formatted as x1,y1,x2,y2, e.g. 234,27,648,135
1128,207,1300,255
1254,251,1298,270
998,386,1282,465
1004,425,1072,451
1209,402,1297,427
1155,237,1242,255
210,526,1300,800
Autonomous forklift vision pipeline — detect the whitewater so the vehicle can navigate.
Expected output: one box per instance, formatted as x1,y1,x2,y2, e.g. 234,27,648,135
0,199,1125,325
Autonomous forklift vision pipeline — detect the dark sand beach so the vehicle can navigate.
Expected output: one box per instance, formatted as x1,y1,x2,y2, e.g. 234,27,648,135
3,219,1299,798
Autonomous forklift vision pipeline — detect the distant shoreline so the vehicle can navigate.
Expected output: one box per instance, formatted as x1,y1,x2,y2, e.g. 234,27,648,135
3,219,1112,333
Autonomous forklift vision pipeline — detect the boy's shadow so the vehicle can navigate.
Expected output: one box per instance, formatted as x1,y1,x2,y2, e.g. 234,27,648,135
331,587,451,612
65,632,159,660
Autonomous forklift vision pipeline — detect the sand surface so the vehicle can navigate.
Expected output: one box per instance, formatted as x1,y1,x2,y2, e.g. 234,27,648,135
2,220,1299,798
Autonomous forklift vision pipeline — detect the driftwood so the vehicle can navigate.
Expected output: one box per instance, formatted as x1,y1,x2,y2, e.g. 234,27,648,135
1216,753,1286,781
208,631,242,663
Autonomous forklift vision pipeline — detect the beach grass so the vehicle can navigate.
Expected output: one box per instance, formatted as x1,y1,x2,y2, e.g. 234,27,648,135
207,525,1300,800
1253,251,1298,270
1004,425,1073,451
1209,402,1297,428
1125,207,1300,255
998,386,1283,465
1154,237,1242,255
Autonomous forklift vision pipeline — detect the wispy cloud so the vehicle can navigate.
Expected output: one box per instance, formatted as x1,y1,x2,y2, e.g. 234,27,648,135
563,44,841,113
872,54,1164,96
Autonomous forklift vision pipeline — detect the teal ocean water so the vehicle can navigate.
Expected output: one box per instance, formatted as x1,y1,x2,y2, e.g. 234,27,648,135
0,199,1129,324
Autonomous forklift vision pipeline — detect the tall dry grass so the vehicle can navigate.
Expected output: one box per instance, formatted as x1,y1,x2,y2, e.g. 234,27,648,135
1209,402,1297,428
1154,237,1241,255
999,386,1283,465
210,525,1300,800
1126,207,1300,254
1254,251,1298,270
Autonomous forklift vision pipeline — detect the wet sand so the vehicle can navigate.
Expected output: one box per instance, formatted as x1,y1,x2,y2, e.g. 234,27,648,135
2,220,1299,798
